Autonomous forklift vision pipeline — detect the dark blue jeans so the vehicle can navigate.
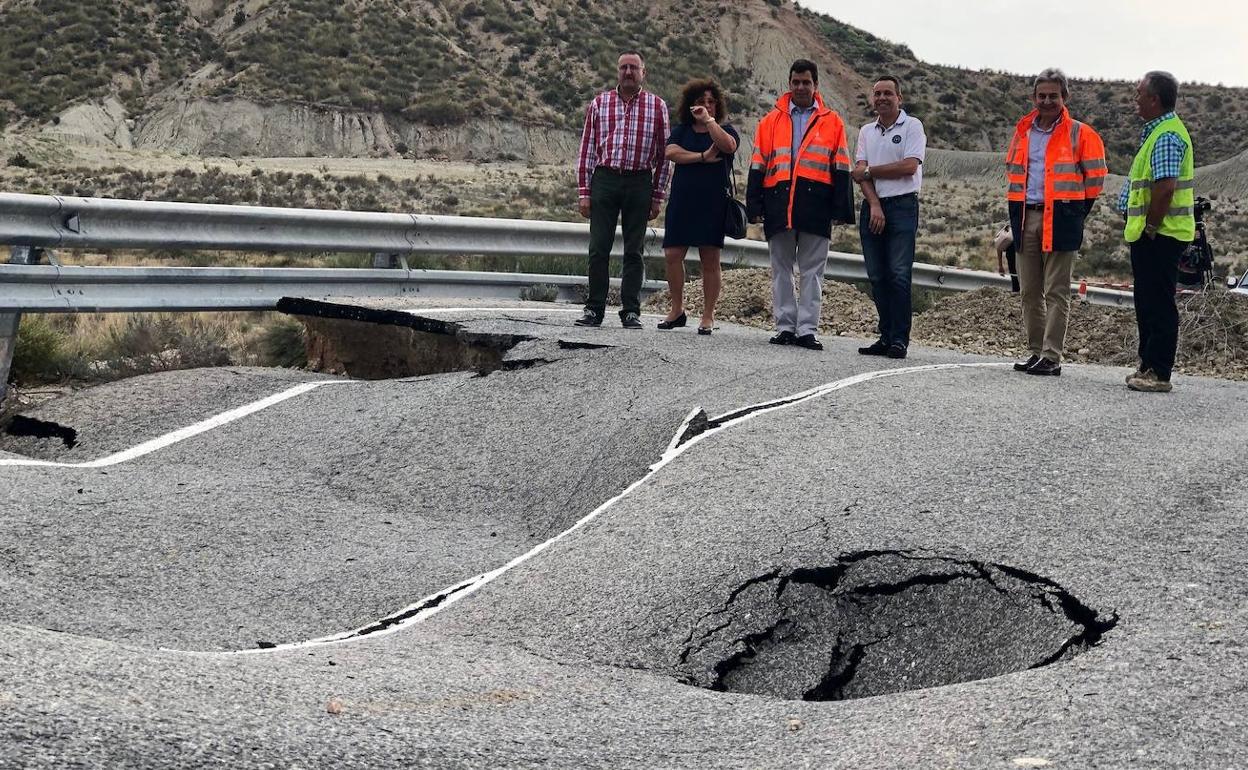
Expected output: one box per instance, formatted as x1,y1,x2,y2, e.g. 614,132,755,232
860,193,919,348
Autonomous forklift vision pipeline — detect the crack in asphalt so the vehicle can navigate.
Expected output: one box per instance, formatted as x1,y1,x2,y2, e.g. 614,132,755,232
678,568,784,665
160,361,1010,655
471,358,554,378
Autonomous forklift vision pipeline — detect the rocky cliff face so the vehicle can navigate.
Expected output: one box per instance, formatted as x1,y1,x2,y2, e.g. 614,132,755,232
126,99,579,161
40,98,134,150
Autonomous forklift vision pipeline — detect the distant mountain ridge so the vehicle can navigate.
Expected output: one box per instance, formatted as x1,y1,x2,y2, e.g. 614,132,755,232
2,0,1246,169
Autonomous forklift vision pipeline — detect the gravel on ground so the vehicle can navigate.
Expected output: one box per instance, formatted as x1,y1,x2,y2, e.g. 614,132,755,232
647,268,1248,380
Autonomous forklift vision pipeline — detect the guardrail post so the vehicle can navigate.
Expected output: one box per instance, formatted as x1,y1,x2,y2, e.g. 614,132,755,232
0,246,39,403
371,252,407,269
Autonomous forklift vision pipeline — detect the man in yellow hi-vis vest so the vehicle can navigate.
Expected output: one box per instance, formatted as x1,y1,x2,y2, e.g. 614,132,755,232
1121,71,1195,394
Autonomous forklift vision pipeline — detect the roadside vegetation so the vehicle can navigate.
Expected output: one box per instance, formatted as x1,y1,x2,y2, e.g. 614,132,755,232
218,0,748,132
8,311,305,388
0,0,216,125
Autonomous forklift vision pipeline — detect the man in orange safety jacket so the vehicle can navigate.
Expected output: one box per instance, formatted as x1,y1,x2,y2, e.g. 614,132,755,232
746,59,855,351
1005,67,1108,376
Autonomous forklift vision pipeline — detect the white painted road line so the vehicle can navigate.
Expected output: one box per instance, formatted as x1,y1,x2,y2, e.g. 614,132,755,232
0,309,690,471
0,380,355,469
219,362,1008,655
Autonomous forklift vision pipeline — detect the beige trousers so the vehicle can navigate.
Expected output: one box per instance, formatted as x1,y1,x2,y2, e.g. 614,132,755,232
1017,212,1075,362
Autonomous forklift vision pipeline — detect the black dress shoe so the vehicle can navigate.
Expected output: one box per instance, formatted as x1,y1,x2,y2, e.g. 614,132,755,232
620,311,643,329
656,313,687,330
769,330,796,345
794,334,824,351
1013,354,1040,372
1026,357,1061,376
858,340,889,356
574,309,603,327
886,344,907,359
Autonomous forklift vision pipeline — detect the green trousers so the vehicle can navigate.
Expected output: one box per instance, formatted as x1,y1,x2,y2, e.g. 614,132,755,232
586,168,652,317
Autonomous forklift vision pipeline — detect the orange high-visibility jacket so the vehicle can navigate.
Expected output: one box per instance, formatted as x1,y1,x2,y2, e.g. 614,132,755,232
1006,107,1108,252
746,92,854,239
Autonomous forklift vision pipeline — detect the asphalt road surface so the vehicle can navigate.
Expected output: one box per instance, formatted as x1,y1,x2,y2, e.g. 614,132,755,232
1,300,1245,768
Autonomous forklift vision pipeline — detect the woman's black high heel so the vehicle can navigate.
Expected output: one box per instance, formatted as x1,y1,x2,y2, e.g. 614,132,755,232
697,326,713,335
656,312,687,330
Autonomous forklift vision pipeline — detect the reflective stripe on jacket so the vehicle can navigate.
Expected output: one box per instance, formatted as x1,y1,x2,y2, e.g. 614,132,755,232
1124,115,1195,243
1005,107,1108,252
745,92,855,239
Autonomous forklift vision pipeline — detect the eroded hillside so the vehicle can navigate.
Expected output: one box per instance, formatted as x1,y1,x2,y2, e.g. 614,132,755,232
2,0,1246,166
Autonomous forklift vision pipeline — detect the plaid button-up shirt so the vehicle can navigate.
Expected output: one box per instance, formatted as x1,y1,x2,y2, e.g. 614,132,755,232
1118,111,1189,212
576,88,672,202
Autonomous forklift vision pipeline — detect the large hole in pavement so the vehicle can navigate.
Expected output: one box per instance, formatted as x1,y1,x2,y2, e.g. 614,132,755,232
677,551,1117,701
2,415,78,448
277,298,543,379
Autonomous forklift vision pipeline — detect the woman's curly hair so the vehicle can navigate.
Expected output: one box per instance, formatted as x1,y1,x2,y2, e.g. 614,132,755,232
675,78,729,126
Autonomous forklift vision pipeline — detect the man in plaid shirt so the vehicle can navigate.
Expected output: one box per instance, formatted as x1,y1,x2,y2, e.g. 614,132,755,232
574,51,672,329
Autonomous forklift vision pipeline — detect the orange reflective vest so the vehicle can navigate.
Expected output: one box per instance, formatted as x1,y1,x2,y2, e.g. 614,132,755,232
746,92,854,238
1005,108,1108,252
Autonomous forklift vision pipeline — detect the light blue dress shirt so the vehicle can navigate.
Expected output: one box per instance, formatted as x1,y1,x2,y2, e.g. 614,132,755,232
790,101,817,152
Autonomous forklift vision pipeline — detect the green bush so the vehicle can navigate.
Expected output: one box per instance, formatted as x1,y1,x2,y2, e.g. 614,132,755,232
100,314,228,377
519,283,559,302
10,316,66,383
259,318,307,367
407,98,468,126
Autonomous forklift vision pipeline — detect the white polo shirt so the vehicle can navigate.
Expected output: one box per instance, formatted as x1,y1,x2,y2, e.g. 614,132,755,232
855,109,926,199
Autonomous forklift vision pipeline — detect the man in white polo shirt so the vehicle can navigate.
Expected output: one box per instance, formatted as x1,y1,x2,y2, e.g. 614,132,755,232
851,76,926,359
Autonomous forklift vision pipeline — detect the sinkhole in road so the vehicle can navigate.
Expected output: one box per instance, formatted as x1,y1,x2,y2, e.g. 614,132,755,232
2,415,78,448
277,297,546,379
677,551,1117,702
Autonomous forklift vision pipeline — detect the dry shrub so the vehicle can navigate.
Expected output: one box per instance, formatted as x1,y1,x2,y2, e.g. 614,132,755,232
259,317,308,368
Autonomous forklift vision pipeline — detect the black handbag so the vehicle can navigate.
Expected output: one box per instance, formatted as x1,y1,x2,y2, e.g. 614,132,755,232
723,160,748,240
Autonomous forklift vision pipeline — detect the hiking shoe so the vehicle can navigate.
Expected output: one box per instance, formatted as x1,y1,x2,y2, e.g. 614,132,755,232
574,309,603,327
620,312,643,329
1014,354,1041,372
1125,367,1146,384
769,330,796,345
1026,358,1062,376
1127,370,1173,392
794,334,824,351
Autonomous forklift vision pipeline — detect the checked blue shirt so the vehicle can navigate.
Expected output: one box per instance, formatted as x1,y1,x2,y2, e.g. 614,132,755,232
1118,111,1188,213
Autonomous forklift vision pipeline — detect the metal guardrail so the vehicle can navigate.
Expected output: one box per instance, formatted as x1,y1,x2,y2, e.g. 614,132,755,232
0,192,1133,306
0,192,1136,399
0,265,657,313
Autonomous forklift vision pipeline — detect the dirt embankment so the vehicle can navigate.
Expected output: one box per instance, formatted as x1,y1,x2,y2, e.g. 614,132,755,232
646,268,1248,381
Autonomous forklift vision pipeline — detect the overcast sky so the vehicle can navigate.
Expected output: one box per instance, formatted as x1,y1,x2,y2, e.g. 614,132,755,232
802,0,1248,87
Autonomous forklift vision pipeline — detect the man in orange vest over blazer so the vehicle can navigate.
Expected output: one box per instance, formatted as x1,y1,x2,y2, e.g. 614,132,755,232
746,59,855,351
1005,68,1108,376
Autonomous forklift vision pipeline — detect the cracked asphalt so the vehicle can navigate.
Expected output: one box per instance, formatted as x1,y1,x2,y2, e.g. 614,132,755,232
1,298,1246,768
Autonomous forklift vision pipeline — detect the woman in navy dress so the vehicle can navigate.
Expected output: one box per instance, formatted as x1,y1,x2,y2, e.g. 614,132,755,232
659,79,739,335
